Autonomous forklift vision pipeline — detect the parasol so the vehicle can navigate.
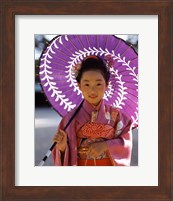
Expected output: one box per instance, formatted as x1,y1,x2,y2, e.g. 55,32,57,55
39,35,138,128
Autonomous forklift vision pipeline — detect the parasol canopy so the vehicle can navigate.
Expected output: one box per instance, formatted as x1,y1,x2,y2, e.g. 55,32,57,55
39,35,138,128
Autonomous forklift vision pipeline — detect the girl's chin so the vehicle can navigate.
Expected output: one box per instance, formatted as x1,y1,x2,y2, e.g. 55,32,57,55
88,100,101,106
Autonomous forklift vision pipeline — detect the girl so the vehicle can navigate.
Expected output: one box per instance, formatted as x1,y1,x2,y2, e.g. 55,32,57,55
52,56,132,166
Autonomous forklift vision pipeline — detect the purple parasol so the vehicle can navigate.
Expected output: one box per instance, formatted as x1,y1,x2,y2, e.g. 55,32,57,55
39,35,138,128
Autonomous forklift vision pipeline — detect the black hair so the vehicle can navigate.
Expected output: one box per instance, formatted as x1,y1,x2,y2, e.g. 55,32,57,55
76,56,110,85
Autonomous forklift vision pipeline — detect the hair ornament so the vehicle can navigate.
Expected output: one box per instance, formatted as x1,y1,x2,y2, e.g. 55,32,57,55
72,54,114,78
72,62,82,78
104,54,114,70
84,55,99,60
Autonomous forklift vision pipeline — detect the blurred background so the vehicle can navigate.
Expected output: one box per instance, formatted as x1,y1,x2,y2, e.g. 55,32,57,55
35,34,138,166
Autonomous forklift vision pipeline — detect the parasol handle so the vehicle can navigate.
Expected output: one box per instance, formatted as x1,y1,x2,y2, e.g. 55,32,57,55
38,100,84,166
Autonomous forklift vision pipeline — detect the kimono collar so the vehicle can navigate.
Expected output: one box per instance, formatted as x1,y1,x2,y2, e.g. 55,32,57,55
83,99,105,115
75,99,111,126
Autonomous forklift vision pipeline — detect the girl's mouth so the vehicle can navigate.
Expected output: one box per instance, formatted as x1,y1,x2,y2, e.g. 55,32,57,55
89,96,97,99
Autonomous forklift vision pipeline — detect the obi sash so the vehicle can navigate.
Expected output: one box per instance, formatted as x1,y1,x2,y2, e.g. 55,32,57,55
77,122,115,164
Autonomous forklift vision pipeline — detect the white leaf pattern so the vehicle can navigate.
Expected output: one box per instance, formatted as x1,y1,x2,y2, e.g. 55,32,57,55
39,35,138,125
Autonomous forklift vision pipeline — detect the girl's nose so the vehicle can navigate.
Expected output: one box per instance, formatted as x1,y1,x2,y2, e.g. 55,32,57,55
90,86,96,93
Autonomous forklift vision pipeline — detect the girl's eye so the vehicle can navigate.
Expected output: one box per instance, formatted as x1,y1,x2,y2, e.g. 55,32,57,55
85,84,89,86
97,83,101,86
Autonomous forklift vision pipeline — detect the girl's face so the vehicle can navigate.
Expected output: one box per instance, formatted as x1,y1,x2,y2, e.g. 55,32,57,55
78,70,108,106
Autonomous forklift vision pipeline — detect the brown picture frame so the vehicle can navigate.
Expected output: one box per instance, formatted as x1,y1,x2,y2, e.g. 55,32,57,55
0,1,172,200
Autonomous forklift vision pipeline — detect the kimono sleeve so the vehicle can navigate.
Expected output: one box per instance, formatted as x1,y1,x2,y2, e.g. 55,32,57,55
52,117,70,166
106,110,133,166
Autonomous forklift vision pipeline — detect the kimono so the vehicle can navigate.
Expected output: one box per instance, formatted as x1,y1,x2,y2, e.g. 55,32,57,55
52,99,133,166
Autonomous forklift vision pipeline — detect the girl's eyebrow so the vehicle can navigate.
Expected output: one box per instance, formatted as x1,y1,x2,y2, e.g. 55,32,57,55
83,79,103,82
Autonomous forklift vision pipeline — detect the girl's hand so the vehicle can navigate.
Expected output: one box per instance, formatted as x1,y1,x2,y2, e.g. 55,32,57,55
87,141,108,159
53,129,67,152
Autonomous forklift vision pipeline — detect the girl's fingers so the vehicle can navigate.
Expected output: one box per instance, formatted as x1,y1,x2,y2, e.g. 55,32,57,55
53,129,67,143
54,136,63,143
87,147,96,158
87,142,104,158
59,129,66,136
53,134,63,143
53,130,67,152
59,129,67,140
